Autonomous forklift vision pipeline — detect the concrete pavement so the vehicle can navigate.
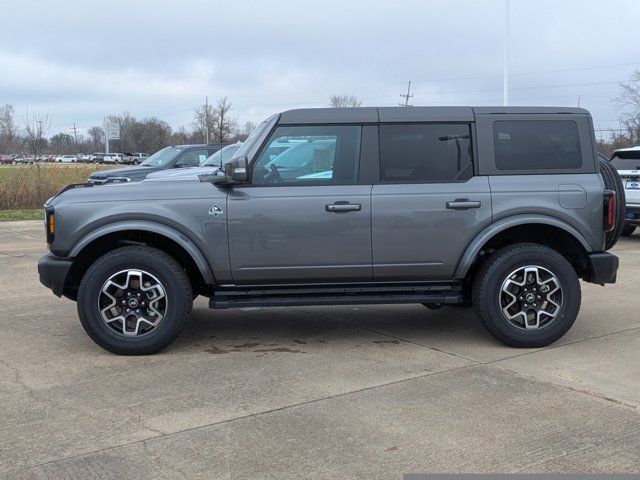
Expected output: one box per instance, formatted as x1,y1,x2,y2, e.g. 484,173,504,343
1,220,639,478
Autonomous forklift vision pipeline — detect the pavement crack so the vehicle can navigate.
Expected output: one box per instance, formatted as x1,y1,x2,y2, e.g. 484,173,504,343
0,358,54,405
493,364,639,412
13,362,477,475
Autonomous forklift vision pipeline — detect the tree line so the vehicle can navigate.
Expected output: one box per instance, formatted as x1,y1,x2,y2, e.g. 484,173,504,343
0,97,254,156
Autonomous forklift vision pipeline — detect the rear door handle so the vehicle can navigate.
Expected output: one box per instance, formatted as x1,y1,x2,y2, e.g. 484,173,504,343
326,202,361,213
446,199,481,210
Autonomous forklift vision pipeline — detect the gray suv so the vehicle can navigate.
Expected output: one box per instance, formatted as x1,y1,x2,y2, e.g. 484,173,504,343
38,107,623,355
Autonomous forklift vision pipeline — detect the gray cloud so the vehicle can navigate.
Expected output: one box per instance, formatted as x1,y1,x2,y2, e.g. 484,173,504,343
2,0,639,136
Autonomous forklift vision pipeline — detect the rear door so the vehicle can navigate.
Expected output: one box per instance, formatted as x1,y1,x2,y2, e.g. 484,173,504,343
371,123,492,281
227,124,372,284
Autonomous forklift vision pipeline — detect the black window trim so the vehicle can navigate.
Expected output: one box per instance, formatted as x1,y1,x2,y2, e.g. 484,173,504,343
377,121,476,185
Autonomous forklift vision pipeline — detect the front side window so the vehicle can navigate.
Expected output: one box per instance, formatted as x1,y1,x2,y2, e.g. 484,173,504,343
494,120,582,171
251,125,361,185
379,124,473,183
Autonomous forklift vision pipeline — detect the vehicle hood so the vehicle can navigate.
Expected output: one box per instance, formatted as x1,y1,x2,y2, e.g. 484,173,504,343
145,165,220,180
89,165,161,182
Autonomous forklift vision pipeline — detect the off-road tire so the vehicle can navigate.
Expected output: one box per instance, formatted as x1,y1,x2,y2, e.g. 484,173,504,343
622,224,636,237
599,158,625,250
77,246,193,355
472,243,581,348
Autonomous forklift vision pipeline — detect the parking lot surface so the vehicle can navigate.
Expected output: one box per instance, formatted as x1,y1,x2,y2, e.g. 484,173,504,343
1,220,639,478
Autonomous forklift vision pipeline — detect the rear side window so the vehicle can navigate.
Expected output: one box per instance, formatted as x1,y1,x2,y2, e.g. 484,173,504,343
494,120,582,171
379,124,473,183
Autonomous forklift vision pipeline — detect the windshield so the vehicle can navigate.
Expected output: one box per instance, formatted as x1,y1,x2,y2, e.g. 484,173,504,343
202,143,242,166
611,152,640,170
141,147,184,167
231,115,278,161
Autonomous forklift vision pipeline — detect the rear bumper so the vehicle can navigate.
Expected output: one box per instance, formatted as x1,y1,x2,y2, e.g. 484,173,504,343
585,252,618,285
38,253,73,297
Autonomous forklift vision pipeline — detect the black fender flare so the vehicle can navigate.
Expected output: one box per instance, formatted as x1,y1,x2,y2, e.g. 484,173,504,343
68,220,215,284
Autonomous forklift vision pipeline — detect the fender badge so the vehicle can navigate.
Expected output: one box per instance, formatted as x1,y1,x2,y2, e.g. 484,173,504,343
208,204,223,217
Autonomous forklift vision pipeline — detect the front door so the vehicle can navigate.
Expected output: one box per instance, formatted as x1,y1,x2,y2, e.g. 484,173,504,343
227,124,372,284
371,123,492,281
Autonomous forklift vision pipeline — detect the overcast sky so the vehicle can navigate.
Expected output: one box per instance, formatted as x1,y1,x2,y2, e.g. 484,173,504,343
2,0,639,139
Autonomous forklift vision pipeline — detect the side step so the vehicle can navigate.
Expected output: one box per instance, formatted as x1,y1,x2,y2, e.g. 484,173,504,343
209,283,463,309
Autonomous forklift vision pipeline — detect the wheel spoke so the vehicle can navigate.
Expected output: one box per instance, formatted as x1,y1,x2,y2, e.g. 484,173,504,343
499,264,563,331
98,269,168,337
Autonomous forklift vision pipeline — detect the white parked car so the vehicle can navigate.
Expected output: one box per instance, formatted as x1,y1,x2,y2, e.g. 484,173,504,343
103,153,125,164
55,155,77,163
610,146,640,236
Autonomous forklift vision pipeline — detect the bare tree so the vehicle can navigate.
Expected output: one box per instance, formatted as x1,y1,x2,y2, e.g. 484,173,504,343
192,101,216,143
329,94,362,108
49,133,75,154
615,69,640,144
212,97,237,143
0,104,19,152
87,126,104,151
23,109,51,157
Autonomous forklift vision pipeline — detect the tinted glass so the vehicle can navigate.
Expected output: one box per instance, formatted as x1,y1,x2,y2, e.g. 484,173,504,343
141,147,183,167
494,120,582,170
179,149,208,167
252,125,361,185
202,143,242,166
610,152,640,170
379,124,473,182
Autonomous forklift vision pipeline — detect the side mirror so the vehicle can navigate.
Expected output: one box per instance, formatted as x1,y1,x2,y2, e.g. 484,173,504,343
174,161,187,169
222,156,248,183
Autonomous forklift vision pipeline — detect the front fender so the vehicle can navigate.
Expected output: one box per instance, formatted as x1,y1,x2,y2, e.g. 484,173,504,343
453,214,593,279
68,220,215,284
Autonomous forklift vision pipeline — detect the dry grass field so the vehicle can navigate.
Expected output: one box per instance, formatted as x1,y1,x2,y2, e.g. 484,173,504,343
0,164,117,214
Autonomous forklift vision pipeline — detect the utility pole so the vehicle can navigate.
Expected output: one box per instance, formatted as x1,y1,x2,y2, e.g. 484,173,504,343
205,96,210,144
400,81,413,107
71,123,79,154
503,0,510,106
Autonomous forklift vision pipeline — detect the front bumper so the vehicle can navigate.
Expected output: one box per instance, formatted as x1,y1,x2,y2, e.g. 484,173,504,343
625,204,640,225
585,252,619,285
38,253,73,297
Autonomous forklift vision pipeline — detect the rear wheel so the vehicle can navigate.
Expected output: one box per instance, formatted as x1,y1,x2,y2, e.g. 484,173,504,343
622,224,636,237
472,243,580,348
77,246,193,355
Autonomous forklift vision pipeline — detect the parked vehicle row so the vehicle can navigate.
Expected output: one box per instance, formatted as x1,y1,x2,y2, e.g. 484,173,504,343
88,143,231,184
0,152,151,165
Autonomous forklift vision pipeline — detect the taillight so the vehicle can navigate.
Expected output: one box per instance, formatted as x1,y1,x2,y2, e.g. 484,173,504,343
603,190,615,233
45,208,55,244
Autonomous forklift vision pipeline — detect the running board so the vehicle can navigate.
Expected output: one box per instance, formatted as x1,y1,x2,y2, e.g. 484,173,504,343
209,283,463,309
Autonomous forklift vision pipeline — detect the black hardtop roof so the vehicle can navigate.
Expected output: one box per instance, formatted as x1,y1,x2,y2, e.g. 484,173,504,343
278,106,590,124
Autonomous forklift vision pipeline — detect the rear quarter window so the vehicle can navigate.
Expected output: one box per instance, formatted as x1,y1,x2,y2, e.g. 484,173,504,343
494,120,582,171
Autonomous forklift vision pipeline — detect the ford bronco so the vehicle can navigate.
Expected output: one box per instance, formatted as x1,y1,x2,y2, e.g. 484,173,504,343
38,107,623,354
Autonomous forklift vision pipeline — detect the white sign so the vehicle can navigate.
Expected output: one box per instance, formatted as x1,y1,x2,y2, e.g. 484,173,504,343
105,122,120,140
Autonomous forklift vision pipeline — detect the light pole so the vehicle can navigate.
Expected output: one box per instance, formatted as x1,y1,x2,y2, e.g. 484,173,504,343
503,0,510,106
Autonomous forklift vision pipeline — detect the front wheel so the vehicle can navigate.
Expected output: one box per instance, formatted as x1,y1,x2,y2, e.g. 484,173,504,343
77,246,193,355
472,243,580,348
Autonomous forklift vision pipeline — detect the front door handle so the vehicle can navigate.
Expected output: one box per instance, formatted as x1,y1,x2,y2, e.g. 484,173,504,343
446,199,481,210
326,202,362,213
